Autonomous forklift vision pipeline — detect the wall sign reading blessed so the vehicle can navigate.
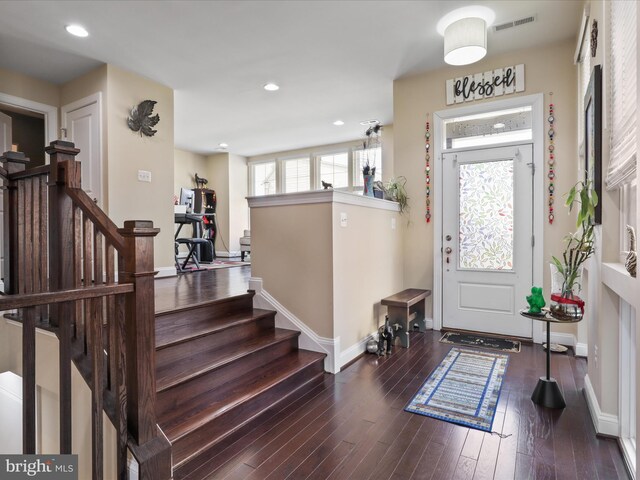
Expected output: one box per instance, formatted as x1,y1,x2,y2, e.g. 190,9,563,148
446,64,525,105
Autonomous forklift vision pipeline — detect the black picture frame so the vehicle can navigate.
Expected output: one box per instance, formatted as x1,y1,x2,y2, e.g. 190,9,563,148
584,64,602,224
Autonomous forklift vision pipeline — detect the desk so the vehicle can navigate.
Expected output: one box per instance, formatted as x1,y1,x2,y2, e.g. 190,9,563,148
519,309,582,409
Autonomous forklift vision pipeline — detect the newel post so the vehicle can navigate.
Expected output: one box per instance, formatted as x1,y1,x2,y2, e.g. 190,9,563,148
0,150,30,294
118,220,171,479
45,140,81,454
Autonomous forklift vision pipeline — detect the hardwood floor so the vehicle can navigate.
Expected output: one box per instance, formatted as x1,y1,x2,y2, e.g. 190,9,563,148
154,270,630,480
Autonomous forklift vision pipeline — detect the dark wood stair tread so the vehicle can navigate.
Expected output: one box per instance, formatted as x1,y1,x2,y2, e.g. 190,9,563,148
156,328,300,392
155,308,274,349
159,349,326,441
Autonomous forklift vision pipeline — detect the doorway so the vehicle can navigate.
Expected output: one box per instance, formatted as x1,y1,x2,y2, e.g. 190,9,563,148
442,144,533,337
433,93,545,342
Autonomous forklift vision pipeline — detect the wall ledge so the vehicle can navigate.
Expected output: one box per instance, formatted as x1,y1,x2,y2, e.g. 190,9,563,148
247,190,400,212
601,262,636,305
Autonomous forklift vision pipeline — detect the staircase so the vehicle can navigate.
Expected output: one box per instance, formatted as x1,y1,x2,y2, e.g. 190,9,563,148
154,291,326,479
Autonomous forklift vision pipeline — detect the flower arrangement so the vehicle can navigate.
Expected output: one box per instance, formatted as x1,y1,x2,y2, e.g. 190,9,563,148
362,123,382,176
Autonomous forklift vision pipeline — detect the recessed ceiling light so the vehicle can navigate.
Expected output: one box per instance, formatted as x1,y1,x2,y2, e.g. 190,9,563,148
219,143,228,148
493,122,505,129
263,83,280,91
333,120,345,126
65,24,89,38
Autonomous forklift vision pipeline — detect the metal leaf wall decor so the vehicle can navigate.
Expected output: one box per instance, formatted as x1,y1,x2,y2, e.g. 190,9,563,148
127,100,160,137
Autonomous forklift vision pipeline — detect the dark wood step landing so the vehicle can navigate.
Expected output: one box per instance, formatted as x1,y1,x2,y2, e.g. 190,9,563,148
154,290,326,478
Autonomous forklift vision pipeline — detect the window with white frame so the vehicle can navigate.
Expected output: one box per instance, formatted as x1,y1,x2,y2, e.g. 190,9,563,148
353,147,382,187
283,157,311,193
248,143,383,196
252,162,276,196
319,152,349,189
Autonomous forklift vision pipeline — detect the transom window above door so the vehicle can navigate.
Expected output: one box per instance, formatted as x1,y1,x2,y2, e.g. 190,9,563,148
444,106,532,150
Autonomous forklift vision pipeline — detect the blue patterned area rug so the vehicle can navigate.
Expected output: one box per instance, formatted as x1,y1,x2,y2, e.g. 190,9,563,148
405,347,509,432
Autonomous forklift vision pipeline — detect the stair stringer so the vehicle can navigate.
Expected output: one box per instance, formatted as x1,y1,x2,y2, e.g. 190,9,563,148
249,277,339,373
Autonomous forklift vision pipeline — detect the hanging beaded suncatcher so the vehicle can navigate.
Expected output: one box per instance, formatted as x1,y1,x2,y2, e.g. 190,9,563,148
425,115,431,223
548,94,555,224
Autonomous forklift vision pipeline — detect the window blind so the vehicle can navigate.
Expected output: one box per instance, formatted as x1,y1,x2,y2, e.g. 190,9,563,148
606,0,637,190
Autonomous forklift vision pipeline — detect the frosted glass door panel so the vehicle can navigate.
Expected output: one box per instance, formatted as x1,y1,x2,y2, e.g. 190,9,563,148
459,160,514,270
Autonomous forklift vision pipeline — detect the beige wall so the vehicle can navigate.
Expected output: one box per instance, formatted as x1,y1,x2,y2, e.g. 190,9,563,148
394,39,579,335
105,65,175,269
206,153,230,253
228,153,249,253
174,148,207,194
0,67,59,108
251,202,334,337
332,203,403,349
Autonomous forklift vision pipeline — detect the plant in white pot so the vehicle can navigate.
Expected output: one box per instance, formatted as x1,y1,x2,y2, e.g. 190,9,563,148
550,180,597,320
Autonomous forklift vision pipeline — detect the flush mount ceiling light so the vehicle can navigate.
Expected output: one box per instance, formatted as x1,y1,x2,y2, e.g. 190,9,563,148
218,143,228,148
65,24,89,37
263,83,279,91
333,120,344,126
359,119,380,126
493,122,505,129
437,6,495,66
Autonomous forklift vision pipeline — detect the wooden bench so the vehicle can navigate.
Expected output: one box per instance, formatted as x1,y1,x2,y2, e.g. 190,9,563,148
381,288,431,348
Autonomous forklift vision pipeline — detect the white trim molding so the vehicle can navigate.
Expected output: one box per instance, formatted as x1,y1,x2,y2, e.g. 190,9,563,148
584,374,620,437
249,277,339,373
247,190,400,212
546,331,588,357
0,92,58,146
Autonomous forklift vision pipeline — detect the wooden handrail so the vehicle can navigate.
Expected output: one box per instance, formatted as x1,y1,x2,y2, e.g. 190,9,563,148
0,284,134,310
8,164,50,180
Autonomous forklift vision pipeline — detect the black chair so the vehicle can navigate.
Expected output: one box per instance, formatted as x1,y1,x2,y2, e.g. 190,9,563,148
175,238,210,272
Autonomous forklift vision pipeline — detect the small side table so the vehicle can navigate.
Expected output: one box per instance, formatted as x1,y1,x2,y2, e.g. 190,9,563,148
519,309,582,409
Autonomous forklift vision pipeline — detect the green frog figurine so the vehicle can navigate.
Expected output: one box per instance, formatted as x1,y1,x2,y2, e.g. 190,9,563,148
526,286,545,314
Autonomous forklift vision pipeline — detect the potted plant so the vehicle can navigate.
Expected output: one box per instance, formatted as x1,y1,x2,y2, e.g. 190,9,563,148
362,123,381,197
386,176,409,214
549,180,597,320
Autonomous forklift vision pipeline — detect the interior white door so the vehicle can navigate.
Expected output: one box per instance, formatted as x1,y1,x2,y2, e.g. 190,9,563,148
442,144,533,338
62,94,102,205
0,111,12,289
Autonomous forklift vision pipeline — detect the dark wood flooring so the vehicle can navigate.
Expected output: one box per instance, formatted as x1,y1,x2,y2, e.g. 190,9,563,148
154,269,630,480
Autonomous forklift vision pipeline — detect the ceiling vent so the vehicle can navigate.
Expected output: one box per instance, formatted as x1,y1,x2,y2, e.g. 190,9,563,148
493,15,536,32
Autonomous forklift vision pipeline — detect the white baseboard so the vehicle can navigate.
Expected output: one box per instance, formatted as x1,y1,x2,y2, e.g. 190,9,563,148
215,250,242,258
619,437,637,480
546,331,588,357
583,374,619,436
425,317,433,329
339,332,376,368
249,277,339,373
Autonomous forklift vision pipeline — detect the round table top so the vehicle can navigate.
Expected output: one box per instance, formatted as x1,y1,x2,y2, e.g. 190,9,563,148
519,308,583,324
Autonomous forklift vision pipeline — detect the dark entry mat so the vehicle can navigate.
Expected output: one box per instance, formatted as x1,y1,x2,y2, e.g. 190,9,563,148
439,331,521,353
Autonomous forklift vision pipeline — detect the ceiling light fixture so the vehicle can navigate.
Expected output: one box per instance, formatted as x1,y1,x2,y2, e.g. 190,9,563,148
333,120,344,126
65,24,89,37
493,122,505,129
263,83,279,92
444,17,487,65
218,143,228,148
437,6,494,66
359,119,379,126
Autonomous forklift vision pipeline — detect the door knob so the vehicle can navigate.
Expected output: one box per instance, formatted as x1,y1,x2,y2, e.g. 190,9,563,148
445,247,452,254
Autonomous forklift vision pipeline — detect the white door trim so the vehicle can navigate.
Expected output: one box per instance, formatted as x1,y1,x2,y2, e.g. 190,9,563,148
433,93,545,343
0,92,58,148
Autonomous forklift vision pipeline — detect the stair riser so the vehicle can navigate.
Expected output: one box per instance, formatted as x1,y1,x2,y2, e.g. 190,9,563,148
157,336,300,416
156,294,254,343
156,313,275,366
172,359,325,471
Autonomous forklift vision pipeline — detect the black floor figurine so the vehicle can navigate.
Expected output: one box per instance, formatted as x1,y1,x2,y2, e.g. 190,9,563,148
377,315,394,356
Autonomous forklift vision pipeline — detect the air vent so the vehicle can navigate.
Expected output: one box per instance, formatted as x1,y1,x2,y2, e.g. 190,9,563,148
493,15,536,32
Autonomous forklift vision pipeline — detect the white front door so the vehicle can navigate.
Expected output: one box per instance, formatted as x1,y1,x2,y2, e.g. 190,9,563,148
442,144,533,338
62,93,102,205
0,111,11,289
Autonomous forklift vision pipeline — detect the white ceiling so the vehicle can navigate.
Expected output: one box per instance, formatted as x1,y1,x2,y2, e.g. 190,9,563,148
0,1,582,157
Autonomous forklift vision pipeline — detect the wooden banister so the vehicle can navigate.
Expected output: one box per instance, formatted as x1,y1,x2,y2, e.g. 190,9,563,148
1,140,172,479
